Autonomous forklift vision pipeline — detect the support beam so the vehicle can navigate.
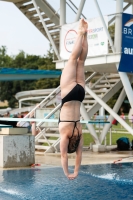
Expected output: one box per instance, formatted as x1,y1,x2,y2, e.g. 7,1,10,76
85,85,133,135
19,101,22,109
67,0,86,19
80,103,100,144
109,3,131,25
94,0,133,110
60,0,66,25
114,0,123,52
74,0,86,22
36,0,59,25
93,0,115,52
99,87,126,143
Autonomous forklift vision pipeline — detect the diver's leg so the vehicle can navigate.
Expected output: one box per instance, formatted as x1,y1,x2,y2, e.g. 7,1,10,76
76,31,88,88
60,19,87,98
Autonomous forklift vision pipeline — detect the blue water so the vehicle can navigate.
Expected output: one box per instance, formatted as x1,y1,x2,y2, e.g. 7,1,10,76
0,163,133,200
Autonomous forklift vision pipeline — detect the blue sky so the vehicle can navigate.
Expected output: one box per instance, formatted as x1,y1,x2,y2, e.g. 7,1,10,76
0,0,131,57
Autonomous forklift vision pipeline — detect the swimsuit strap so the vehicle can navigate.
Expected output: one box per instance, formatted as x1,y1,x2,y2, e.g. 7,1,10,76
69,120,80,139
59,120,80,123
58,118,80,138
58,116,80,123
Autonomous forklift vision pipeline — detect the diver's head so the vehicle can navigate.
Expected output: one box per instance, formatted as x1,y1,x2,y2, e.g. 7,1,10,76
68,135,81,153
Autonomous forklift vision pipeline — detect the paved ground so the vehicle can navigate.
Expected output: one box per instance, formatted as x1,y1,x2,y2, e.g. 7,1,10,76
1,147,133,170
35,148,133,167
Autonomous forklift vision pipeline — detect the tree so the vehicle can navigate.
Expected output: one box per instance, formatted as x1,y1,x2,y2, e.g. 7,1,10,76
0,46,12,67
0,45,60,108
10,50,26,68
108,24,115,53
108,24,115,43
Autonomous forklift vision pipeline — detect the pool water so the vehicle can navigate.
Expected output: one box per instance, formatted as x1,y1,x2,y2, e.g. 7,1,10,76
0,163,133,200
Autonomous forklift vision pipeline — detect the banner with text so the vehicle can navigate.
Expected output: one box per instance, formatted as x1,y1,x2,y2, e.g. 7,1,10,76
118,13,133,73
60,16,108,59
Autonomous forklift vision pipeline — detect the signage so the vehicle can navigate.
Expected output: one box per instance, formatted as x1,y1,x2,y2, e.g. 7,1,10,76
60,16,108,59
118,13,133,73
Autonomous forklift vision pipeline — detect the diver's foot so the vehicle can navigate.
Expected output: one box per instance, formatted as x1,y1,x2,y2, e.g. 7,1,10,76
78,18,88,35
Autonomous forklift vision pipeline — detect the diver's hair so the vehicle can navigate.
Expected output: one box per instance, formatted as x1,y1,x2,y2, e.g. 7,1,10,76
68,135,81,154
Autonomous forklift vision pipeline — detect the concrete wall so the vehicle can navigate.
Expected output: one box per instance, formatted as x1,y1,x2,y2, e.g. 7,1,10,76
0,135,35,168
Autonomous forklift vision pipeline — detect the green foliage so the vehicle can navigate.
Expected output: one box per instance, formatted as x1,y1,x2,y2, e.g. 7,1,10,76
83,132,133,146
83,133,94,146
106,88,131,114
35,78,59,89
108,24,115,42
107,90,121,109
0,45,60,108
108,24,115,53
0,46,12,67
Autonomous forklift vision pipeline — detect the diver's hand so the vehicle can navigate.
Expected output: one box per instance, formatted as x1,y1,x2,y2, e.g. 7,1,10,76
67,172,78,180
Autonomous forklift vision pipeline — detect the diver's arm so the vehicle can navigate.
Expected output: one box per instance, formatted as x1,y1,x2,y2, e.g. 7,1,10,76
60,135,69,177
60,134,83,180
74,135,83,176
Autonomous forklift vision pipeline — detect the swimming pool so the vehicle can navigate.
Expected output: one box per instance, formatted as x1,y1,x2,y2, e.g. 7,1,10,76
0,163,133,200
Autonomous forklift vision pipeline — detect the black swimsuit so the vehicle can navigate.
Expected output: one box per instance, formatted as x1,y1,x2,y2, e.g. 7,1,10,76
59,84,85,153
61,84,85,106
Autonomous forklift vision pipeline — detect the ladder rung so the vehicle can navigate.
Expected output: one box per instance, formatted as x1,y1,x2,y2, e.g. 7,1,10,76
38,139,56,144
45,133,60,137
19,3,34,11
35,145,49,150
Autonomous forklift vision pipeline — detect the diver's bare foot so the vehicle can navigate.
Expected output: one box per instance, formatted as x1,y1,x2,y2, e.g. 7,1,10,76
78,18,88,35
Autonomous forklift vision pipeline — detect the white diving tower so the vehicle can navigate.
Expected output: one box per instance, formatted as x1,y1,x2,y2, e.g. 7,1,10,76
1,0,133,153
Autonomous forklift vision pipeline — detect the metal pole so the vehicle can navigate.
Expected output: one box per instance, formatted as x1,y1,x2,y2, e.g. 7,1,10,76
32,0,60,59
74,0,86,22
93,0,115,52
109,3,131,25
109,127,112,146
114,0,123,54
99,107,105,116
19,101,21,109
100,87,126,143
104,136,106,146
80,103,100,144
60,0,66,25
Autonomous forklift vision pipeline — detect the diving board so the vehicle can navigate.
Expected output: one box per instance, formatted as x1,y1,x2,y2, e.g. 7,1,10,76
0,124,12,128
0,68,61,81
0,117,110,124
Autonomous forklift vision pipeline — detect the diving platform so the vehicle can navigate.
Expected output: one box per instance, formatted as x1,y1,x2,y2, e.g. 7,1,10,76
56,53,121,73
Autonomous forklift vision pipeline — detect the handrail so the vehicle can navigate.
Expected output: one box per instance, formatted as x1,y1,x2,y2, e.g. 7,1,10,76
17,86,61,125
85,72,97,84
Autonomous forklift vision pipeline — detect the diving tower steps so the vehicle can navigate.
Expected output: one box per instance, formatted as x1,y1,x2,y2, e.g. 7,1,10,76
3,0,60,50
35,125,60,153
84,73,122,117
